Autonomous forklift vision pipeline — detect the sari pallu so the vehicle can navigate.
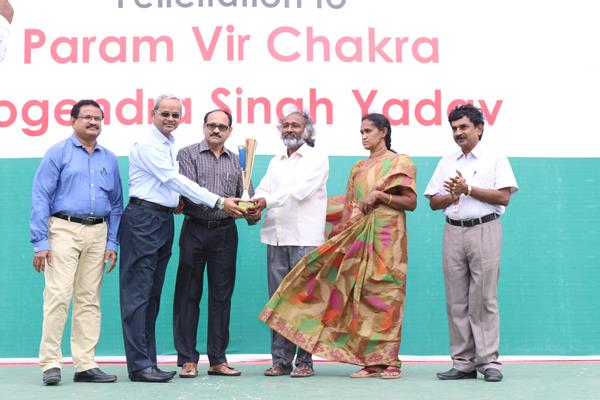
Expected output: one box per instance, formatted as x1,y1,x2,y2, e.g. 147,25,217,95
259,154,416,367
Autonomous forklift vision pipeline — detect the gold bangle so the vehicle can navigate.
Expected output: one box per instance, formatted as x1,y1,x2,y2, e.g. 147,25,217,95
467,185,472,196
386,193,393,205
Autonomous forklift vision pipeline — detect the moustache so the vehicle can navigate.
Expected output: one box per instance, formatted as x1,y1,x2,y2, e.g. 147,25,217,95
454,135,466,142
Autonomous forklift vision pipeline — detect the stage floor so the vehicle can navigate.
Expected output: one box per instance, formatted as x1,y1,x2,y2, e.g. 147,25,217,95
1,361,599,400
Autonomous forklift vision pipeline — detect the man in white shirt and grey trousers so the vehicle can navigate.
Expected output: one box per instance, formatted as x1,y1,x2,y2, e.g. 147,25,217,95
248,111,329,378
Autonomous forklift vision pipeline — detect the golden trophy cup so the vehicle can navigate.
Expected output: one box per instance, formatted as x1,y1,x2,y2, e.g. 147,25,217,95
238,138,257,209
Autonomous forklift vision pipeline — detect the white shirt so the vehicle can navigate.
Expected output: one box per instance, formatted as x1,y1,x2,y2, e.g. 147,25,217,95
424,142,518,219
0,15,9,63
253,143,329,246
128,125,219,208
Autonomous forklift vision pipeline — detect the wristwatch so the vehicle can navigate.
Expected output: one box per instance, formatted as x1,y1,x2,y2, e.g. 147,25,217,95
216,197,225,210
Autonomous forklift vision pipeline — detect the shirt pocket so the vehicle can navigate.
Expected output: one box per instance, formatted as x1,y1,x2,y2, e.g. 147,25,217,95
223,173,239,196
98,168,114,193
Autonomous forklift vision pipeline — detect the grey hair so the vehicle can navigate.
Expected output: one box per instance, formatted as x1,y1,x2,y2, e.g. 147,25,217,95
153,93,182,112
278,110,316,147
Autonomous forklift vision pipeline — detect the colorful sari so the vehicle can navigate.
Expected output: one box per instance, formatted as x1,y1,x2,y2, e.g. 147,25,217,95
259,154,416,367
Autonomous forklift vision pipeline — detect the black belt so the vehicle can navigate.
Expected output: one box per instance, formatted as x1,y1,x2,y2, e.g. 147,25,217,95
446,213,499,228
187,215,234,229
53,213,105,225
129,197,175,213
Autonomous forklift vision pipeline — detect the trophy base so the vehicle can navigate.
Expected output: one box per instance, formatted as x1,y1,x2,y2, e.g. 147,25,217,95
238,200,254,210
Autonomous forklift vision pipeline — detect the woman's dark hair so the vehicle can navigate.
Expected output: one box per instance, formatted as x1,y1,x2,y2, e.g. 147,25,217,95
362,113,393,151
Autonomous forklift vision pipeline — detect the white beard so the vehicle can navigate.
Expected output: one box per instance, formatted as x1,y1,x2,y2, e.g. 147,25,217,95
282,135,305,149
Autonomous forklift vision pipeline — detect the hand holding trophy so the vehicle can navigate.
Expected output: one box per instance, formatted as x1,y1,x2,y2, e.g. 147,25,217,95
238,138,257,209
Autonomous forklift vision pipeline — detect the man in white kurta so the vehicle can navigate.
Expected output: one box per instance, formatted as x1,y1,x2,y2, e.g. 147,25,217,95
249,111,329,378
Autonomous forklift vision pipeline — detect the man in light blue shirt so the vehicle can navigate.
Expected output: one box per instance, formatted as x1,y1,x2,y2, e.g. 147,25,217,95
119,94,244,383
30,99,123,386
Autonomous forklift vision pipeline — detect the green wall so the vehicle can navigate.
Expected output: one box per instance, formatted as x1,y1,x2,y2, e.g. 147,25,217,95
1,156,599,358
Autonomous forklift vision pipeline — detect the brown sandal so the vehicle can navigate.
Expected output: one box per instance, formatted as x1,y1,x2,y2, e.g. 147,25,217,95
207,363,241,376
264,365,292,376
350,366,384,378
380,366,402,379
179,362,198,378
290,363,314,378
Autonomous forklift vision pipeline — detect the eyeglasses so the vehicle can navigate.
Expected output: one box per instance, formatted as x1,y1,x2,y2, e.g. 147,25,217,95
204,123,230,132
77,115,103,122
158,111,181,119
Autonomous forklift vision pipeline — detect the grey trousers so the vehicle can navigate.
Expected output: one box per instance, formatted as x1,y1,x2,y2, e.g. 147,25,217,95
267,245,315,368
442,219,503,372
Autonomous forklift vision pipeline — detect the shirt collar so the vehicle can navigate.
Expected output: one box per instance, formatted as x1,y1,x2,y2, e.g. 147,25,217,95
277,142,309,160
151,125,175,145
69,133,102,153
454,140,484,160
198,140,232,158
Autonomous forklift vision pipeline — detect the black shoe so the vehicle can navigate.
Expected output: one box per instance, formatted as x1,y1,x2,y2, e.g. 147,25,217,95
43,368,61,385
436,368,477,380
129,367,174,383
73,368,117,383
155,367,177,379
483,368,503,382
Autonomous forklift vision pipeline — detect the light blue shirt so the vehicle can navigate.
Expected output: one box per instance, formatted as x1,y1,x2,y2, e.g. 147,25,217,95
30,134,123,252
128,125,219,208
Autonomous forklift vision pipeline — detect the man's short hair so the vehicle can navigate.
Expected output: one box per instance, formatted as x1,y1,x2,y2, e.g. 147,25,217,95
153,93,182,112
204,109,233,127
71,99,104,120
448,104,485,127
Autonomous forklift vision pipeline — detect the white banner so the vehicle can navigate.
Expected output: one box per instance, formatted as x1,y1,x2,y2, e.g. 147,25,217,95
0,0,598,157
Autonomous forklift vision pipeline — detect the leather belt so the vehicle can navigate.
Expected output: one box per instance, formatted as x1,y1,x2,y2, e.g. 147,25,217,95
129,197,175,213
446,213,499,228
187,215,234,229
53,213,105,225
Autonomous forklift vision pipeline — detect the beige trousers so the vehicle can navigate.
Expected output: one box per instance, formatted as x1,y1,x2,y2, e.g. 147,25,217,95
442,219,502,372
39,217,107,372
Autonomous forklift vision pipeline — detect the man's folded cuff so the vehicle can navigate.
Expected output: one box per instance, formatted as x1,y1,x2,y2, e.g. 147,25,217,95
33,240,49,253
106,242,118,253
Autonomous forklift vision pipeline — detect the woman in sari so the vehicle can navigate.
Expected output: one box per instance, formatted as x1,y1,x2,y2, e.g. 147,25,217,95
259,113,417,378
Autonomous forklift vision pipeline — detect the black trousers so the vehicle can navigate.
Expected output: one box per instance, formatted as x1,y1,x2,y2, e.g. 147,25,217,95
119,203,174,373
173,216,238,367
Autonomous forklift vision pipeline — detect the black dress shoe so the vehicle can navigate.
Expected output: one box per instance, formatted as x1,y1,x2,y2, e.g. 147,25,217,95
74,368,117,383
129,367,174,383
483,368,503,382
155,367,177,378
43,367,61,385
436,368,477,380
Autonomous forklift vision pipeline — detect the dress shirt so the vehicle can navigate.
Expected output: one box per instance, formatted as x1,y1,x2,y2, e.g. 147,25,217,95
178,140,253,220
0,14,9,62
424,141,519,219
128,126,219,208
30,134,123,252
253,143,329,246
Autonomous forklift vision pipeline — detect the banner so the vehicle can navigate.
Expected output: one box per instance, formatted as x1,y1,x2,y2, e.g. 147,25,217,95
0,0,598,157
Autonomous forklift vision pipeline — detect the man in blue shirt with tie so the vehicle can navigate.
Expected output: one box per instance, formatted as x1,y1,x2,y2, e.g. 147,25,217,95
30,99,123,385
119,94,244,383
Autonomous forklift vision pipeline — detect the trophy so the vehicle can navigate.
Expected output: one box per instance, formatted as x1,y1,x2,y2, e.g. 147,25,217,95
238,138,257,209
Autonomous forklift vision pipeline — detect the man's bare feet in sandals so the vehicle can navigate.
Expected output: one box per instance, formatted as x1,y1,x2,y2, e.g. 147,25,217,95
290,363,314,378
